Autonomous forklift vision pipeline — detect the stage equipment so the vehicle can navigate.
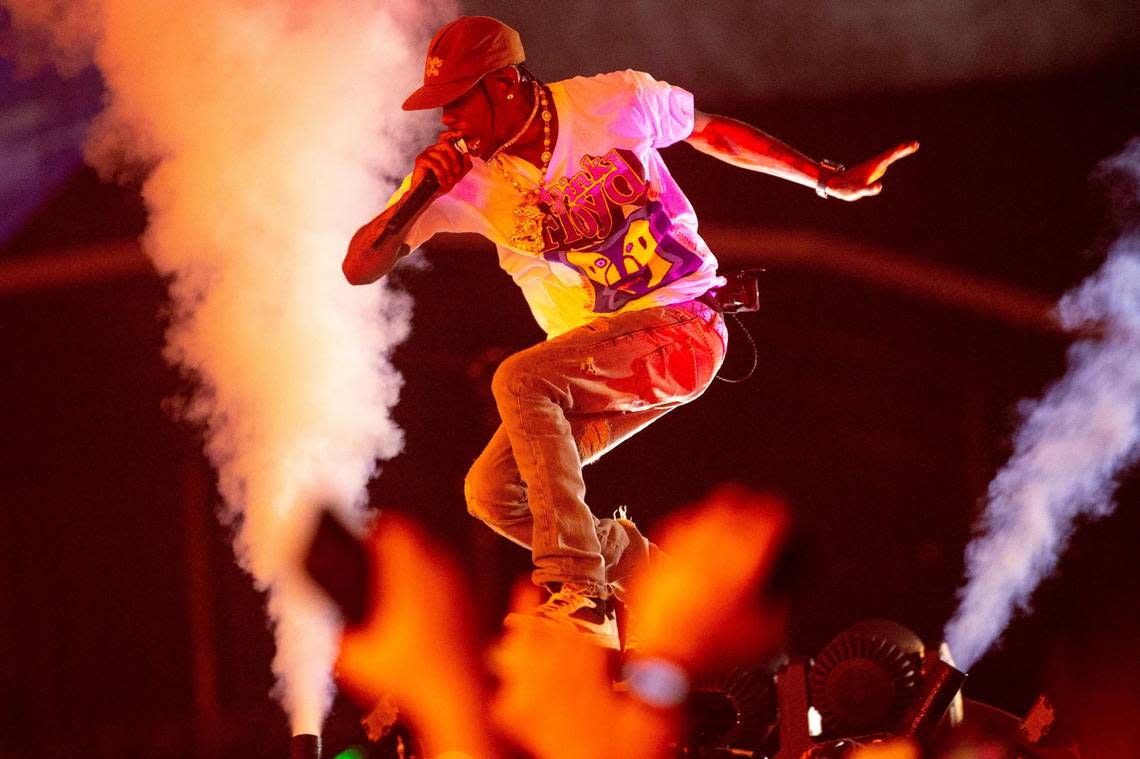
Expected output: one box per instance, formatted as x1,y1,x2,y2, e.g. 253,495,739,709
700,269,763,313
290,733,321,759
808,619,925,738
682,665,778,757
897,658,968,742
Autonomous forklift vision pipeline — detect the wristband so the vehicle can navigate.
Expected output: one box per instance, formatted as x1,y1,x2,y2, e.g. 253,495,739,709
815,159,845,199
621,657,690,709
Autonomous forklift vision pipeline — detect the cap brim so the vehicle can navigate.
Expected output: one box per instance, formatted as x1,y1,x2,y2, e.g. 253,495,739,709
401,77,481,111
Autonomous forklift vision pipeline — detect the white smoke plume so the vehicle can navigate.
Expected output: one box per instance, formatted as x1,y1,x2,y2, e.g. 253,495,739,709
944,139,1140,671
4,0,454,734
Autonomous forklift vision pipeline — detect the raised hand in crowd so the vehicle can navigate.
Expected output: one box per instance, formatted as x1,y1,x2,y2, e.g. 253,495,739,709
489,584,678,759
335,514,497,759
626,483,791,672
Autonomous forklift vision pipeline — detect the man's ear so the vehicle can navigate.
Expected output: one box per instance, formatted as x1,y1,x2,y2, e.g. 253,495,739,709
495,65,521,89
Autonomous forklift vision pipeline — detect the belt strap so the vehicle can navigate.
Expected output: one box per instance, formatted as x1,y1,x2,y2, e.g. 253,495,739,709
695,290,723,312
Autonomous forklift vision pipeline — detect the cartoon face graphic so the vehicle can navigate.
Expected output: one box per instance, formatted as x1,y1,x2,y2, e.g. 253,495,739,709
622,219,673,289
547,198,704,313
566,250,622,287
564,219,676,293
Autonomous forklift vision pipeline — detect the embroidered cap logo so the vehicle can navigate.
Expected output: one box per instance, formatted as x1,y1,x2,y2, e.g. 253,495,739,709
402,17,525,111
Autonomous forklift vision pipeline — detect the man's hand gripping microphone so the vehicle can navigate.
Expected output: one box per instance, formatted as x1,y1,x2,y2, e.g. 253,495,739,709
380,136,470,239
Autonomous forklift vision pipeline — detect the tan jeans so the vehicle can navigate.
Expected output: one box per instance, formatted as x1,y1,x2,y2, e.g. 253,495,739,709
464,300,727,596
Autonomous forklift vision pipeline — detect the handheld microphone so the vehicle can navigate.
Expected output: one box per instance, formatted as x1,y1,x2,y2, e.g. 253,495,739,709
382,172,438,235
381,137,468,236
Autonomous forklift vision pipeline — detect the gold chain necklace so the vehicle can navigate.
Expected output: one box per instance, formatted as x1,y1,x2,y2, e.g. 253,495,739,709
488,81,553,254
487,84,540,163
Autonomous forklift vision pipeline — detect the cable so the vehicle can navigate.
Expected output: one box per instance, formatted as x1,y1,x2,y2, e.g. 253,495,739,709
715,312,759,384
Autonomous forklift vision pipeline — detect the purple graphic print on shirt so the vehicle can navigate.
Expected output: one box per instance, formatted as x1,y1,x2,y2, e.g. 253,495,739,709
535,149,704,312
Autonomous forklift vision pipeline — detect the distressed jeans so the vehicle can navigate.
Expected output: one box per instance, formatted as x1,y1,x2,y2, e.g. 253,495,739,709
464,300,727,597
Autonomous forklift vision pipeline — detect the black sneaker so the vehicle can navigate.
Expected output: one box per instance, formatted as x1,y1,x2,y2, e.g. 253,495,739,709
507,583,620,650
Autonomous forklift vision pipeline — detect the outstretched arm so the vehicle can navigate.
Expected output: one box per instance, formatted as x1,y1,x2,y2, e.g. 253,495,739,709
684,110,918,201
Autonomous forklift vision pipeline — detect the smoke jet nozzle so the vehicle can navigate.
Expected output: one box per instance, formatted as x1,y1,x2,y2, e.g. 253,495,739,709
896,660,967,742
289,733,321,759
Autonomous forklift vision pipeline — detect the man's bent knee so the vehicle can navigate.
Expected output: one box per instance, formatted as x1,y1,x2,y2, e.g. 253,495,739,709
463,462,492,520
464,459,524,522
490,350,530,403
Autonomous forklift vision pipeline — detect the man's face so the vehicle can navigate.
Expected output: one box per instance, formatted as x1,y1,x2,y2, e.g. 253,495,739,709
441,80,497,158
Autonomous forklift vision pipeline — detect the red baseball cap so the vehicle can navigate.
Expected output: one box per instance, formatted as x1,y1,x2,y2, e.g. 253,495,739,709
402,16,526,111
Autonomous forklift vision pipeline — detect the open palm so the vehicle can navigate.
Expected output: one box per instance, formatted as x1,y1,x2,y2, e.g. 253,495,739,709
826,140,920,201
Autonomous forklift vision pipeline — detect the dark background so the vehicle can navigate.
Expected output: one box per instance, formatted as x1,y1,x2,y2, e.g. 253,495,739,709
2,3,1139,757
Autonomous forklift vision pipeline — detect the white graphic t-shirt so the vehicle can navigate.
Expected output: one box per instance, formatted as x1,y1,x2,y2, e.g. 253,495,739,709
391,70,724,338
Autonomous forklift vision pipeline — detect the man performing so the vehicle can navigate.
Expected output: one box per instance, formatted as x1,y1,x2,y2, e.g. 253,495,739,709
344,16,916,649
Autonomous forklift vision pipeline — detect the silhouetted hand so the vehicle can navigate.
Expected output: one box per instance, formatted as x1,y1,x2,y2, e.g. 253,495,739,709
336,515,496,758
627,484,791,672
489,584,677,759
